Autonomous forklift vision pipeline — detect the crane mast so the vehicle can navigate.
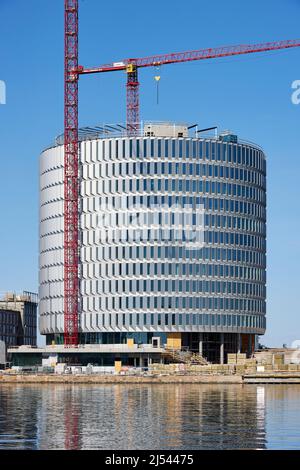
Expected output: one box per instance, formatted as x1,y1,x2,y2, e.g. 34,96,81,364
126,62,140,135
64,0,79,346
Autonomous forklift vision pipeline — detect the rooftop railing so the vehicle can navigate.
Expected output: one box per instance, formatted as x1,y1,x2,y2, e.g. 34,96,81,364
43,122,264,153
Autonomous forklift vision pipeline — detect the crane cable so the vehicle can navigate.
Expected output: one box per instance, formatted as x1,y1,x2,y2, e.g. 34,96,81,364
154,67,161,104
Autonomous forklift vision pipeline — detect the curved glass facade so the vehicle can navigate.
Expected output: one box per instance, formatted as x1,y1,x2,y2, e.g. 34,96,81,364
39,127,266,356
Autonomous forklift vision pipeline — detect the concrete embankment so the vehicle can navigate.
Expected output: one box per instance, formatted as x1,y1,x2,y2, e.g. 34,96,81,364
0,374,243,384
243,374,300,384
2,372,300,385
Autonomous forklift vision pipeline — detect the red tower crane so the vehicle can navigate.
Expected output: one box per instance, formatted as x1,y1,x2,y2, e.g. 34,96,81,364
64,0,79,346
64,0,300,346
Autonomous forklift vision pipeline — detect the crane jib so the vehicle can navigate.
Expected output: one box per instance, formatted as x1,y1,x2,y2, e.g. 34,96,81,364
78,39,300,75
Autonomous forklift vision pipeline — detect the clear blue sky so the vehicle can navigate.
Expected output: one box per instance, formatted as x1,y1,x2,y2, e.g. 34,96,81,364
0,0,299,347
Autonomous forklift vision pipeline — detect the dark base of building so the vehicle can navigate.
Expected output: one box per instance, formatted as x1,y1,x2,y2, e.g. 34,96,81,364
45,332,256,364
9,351,161,368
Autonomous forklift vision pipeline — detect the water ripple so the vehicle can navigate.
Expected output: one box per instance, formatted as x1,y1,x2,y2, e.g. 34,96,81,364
0,383,299,450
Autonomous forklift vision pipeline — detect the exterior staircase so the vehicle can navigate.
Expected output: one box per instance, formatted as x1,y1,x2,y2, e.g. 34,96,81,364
162,348,208,365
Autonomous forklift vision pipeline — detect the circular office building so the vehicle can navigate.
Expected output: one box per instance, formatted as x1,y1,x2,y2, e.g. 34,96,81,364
39,122,266,363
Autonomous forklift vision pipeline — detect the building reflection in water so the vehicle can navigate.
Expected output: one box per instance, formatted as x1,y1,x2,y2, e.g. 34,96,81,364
0,385,40,449
159,384,267,449
4,383,295,450
35,384,267,450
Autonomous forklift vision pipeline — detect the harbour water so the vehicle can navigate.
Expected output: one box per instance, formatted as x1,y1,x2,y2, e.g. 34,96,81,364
0,384,299,450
